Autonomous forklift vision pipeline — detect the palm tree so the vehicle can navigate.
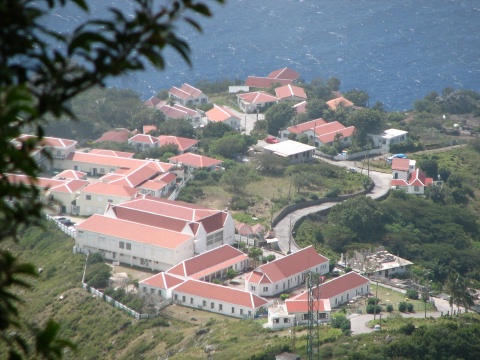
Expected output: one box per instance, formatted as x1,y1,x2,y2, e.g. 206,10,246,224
445,272,475,314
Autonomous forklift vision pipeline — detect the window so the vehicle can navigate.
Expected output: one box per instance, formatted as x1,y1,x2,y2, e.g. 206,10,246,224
174,294,178,301
251,286,256,291
108,199,113,203
158,290,162,296
119,241,125,249
318,313,327,319
275,285,278,290
211,302,214,309
231,307,235,314
150,288,154,294
86,195,91,200
190,298,194,304
182,296,186,303
284,318,290,323
273,318,279,324
240,309,243,316
263,287,268,292
126,243,131,250
414,186,420,192
142,287,147,293
219,304,223,311
203,300,207,307
302,314,309,320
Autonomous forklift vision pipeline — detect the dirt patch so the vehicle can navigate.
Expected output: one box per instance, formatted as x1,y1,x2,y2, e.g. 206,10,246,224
161,303,240,326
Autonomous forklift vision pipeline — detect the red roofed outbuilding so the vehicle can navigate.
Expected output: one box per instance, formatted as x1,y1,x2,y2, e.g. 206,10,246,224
275,84,307,102
169,152,222,171
205,104,241,130
158,135,198,154
236,91,279,114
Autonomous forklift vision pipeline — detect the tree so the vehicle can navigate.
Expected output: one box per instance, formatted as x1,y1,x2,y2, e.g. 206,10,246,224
202,122,233,139
343,89,370,107
209,134,246,159
445,272,475,314
221,165,253,192
157,118,195,138
327,77,341,92
346,108,384,145
226,268,238,282
327,196,384,240
306,98,328,120
417,157,438,179
265,102,296,135
257,153,290,173
0,0,223,358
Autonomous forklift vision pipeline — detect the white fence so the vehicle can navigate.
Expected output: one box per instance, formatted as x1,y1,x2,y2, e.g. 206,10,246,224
82,283,166,320
45,214,76,237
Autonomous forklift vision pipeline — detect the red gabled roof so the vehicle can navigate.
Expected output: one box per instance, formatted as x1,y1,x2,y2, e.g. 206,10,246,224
206,104,240,122
94,129,131,143
166,245,247,279
173,279,268,309
285,298,330,313
237,91,280,104
77,214,192,249
236,223,253,236
143,125,157,135
391,158,410,172
158,135,198,152
292,272,369,301
268,67,300,81
169,83,205,100
49,179,89,194
158,104,199,120
275,84,307,100
144,96,162,107
140,272,185,289
53,170,87,180
89,149,134,158
129,134,158,144
292,101,307,114
169,153,222,168
408,169,433,187
80,182,138,197
390,179,408,187
326,96,354,110
315,123,356,144
245,76,293,88
285,119,328,134
247,246,329,284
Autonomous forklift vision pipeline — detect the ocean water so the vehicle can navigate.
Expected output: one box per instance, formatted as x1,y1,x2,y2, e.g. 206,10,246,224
45,0,480,111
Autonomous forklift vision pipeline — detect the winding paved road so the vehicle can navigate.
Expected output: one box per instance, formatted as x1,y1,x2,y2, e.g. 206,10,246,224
273,158,392,254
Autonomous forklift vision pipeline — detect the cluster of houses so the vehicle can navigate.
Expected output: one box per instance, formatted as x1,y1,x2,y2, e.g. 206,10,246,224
7,66,423,330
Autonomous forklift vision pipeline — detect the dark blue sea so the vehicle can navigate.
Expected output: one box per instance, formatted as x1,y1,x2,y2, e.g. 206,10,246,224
45,0,480,111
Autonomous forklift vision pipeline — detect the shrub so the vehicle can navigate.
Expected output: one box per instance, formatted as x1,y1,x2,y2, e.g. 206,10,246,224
407,302,414,313
87,252,104,265
400,322,415,335
366,304,381,314
309,193,319,200
325,186,340,197
386,304,394,312
367,297,380,305
330,315,351,333
280,294,290,301
406,289,419,300
398,301,408,312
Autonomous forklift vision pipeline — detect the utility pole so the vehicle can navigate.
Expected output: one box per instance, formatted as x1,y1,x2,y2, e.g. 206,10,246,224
374,280,379,320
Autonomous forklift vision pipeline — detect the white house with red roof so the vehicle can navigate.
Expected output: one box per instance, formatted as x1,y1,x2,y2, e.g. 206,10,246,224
244,76,293,89
128,134,159,150
279,119,355,148
172,279,269,319
75,182,138,216
169,152,222,172
53,169,87,180
292,101,307,115
205,104,241,130
75,214,195,271
103,195,235,254
237,91,280,113
6,173,89,215
390,158,433,194
158,135,198,154
144,96,162,108
245,246,329,297
266,272,370,329
88,149,135,158
12,134,78,170
139,245,247,300
136,172,177,198
275,84,307,102
168,83,209,106
157,103,202,126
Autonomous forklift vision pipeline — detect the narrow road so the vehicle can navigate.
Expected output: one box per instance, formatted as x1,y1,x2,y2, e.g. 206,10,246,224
273,157,392,254
350,296,467,334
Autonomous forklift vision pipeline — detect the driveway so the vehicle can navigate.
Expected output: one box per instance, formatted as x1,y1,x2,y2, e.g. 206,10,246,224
223,105,264,135
273,157,392,254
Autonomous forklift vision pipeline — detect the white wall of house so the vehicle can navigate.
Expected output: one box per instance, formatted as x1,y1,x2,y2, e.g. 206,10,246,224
171,291,257,319
75,230,194,271
392,170,409,181
406,185,425,195
247,262,329,297
140,284,170,299
76,192,134,216
127,140,158,150
49,190,77,214
373,264,411,278
54,159,118,175
329,282,370,308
